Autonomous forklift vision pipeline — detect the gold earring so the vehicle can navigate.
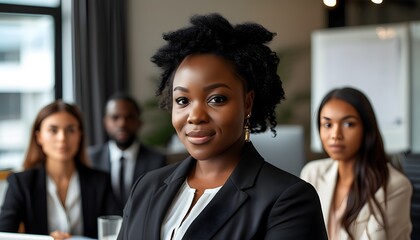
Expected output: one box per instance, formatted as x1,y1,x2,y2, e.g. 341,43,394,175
244,113,251,142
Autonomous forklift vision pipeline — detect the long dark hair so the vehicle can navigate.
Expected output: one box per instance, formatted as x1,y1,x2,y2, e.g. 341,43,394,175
317,87,389,239
23,99,89,169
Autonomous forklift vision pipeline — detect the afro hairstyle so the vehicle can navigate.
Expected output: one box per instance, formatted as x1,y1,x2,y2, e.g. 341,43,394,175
151,13,285,134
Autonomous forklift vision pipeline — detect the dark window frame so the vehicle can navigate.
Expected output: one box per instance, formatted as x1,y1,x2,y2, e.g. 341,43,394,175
0,2,62,99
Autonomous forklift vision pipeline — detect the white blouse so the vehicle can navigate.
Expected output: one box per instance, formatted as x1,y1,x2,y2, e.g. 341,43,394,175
46,171,83,235
161,180,222,240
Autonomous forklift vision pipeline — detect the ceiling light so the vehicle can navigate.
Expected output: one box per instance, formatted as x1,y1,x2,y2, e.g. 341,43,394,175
323,0,337,7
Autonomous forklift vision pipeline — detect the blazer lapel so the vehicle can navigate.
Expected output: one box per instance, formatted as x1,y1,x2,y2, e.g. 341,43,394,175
33,167,49,233
317,160,338,226
183,143,261,239
132,144,145,183
103,145,112,171
144,157,195,239
349,187,386,239
93,144,111,172
183,179,248,239
78,165,93,234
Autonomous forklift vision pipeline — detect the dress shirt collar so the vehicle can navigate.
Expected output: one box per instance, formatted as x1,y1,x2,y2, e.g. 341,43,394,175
108,140,140,164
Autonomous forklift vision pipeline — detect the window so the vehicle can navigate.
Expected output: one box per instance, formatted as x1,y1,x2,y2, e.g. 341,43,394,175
0,0,59,7
0,2,61,170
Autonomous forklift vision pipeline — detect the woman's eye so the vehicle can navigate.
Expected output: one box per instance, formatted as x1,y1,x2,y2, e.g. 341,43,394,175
175,97,189,106
322,123,331,128
343,122,355,127
208,95,227,104
66,127,77,134
48,128,58,133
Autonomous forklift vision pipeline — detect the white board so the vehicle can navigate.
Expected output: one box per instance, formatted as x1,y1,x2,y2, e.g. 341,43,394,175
410,21,420,153
311,23,410,154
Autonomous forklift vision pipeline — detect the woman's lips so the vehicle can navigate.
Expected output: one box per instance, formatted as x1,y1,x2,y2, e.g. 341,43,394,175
186,130,216,145
57,146,70,153
328,144,345,152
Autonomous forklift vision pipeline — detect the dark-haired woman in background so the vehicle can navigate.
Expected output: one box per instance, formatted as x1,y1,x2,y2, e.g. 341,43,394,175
301,87,412,240
0,100,118,239
117,13,327,240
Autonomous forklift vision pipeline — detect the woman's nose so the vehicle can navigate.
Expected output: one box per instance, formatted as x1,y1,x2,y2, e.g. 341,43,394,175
331,125,343,141
187,102,209,124
57,129,66,140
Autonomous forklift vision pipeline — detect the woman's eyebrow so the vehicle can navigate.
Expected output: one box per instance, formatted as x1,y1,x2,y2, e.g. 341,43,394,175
203,83,231,92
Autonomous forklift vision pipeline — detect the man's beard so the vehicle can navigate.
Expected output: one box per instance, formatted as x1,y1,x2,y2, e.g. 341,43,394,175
114,136,136,150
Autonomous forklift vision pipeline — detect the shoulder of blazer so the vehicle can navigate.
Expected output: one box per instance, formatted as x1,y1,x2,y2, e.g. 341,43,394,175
132,158,189,190
87,144,111,170
77,163,109,181
8,166,45,185
386,164,413,195
138,144,165,158
300,158,335,179
88,143,108,158
303,158,334,171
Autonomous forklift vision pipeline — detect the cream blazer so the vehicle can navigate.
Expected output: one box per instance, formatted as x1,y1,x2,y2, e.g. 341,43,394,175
300,158,412,240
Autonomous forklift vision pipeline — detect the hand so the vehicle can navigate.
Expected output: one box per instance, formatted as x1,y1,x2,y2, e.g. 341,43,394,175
50,230,71,240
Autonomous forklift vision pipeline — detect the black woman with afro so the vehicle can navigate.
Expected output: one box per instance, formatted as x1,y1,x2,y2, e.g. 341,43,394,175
117,13,327,240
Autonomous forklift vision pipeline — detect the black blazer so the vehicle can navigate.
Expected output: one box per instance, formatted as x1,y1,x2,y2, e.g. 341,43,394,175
0,164,118,238
88,142,167,186
117,143,328,240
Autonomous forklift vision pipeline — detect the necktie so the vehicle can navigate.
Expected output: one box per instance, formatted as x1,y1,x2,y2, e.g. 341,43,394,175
119,156,126,204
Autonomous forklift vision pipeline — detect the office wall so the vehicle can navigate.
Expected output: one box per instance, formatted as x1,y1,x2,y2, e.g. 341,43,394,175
126,0,325,102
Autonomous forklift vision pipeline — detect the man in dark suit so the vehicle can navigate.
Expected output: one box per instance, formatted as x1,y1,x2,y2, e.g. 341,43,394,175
88,93,166,208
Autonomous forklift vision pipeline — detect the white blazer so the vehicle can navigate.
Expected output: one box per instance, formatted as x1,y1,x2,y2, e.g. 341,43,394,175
300,158,412,240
